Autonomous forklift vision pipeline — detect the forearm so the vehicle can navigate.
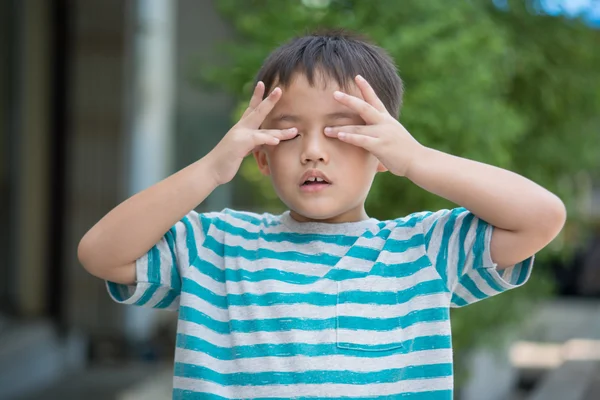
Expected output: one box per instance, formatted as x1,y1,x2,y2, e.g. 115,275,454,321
406,146,566,235
78,155,219,276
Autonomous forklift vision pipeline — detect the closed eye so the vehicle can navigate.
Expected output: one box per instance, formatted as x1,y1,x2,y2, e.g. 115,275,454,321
280,134,300,142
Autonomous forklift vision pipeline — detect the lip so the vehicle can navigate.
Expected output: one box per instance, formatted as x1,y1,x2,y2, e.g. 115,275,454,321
298,169,332,186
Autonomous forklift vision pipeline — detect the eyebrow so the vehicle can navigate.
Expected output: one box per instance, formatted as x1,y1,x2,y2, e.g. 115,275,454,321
271,112,359,123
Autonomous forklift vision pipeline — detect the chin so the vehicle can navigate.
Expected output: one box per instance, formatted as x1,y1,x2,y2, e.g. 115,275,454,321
283,200,339,221
288,200,360,223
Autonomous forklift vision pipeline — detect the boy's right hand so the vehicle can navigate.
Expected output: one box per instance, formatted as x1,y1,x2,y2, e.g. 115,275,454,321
206,82,297,185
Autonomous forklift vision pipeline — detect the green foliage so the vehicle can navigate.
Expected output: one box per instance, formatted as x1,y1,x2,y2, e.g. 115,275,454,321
199,0,600,386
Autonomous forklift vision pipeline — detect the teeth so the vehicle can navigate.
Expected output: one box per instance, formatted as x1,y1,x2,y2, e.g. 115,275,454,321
306,177,325,183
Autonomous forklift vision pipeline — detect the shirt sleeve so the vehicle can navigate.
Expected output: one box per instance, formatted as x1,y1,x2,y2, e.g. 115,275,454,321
421,207,534,308
105,210,209,311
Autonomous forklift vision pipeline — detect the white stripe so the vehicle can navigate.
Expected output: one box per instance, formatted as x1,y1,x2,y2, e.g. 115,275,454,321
173,217,191,270
214,225,385,255
185,251,437,297
179,289,449,322
176,319,451,348
143,285,174,308
173,375,453,397
176,347,452,374
156,237,175,287
136,252,150,282
467,269,501,297
211,214,422,246
452,282,479,305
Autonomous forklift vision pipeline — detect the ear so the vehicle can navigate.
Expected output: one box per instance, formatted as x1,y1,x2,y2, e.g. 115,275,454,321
253,147,271,176
376,161,388,173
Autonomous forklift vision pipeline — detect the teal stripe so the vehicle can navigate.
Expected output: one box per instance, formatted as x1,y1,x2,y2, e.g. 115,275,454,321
457,274,489,300
179,306,448,334
224,209,281,227
203,236,418,265
456,212,475,279
434,210,460,288
210,216,424,245
200,214,212,237
107,281,129,302
148,244,161,283
191,254,432,286
176,333,452,360
182,216,199,265
134,284,159,306
155,289,179,309
516,258,532,284
511,264,521,283
203,236,338,265
345,245,381,261
450,293,468,307
221,209,424,235
422,213,436,247
174,362,452,386
368,255,432,277
475,267,505,293
166,227,181,291
382,233,424,253
182,277,445,309
395,213,428,228
472,218,488,268
213,217,362,245
173,389,453,400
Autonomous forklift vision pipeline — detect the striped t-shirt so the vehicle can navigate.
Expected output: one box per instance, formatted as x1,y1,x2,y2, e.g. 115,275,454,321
107,207,533,399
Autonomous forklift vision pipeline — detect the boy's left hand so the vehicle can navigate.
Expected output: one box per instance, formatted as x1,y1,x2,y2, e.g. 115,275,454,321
324,75,424,177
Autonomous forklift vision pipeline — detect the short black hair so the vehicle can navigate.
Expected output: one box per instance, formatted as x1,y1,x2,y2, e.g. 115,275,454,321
255,29,404,118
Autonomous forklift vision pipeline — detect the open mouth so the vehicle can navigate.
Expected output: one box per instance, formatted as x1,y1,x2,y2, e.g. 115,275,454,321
301,177,330,186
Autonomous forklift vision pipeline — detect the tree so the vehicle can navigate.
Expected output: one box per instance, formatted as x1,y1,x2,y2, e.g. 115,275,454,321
198,0,600,386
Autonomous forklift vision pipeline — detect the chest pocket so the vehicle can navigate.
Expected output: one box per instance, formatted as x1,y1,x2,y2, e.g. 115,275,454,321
335,237,404,352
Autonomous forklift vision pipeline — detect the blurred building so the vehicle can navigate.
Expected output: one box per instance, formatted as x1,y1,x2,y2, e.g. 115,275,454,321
0,0,235,398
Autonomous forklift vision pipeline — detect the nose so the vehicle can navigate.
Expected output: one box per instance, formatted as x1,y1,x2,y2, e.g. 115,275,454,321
300,129,330,164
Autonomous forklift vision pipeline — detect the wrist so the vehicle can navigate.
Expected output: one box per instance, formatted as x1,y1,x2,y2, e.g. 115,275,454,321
404,144,430,181
194,154,223,189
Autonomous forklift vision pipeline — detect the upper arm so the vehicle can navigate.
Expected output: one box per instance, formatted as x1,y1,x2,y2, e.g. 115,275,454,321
101,261,136,285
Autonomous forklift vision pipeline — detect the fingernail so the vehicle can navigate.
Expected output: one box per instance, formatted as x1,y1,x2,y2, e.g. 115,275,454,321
356,75,365,82
338,132,347,139
324,127,332,133
271,87,281,96
333,91,344,99
272,138,280,144
288,127,297,133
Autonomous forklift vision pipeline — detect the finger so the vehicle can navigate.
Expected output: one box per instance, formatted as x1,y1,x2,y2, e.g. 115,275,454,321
336,131,377,150
333,90,382,124
243,87,283,128
324,125,377,137
355,75,388,113
252,132,282,146
241,81,265,119
258,127,298,140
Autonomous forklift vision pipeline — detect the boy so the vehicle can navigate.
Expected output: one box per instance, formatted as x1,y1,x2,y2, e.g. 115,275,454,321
78,30,566,399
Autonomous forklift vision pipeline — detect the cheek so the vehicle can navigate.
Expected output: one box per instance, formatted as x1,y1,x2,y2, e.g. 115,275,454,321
266,147,295,177
336,142,377,168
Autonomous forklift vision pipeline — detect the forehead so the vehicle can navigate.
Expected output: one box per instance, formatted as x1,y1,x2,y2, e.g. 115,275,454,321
266,73,364,121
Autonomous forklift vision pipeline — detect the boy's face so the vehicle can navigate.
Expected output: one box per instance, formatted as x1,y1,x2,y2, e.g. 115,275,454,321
254,73,385,223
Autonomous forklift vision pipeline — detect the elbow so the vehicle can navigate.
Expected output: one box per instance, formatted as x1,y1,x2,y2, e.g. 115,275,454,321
77,232,99,277
541,194,567,242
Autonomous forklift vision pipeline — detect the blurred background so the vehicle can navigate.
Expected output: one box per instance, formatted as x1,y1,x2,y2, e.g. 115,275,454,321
0,0,599,399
